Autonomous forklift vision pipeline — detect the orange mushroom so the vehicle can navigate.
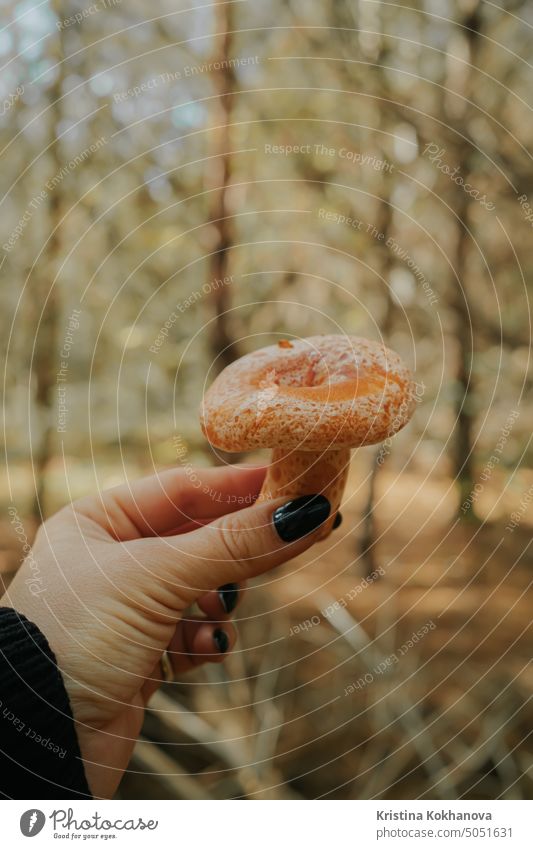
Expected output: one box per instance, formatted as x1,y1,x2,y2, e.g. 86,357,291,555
200,335,416,539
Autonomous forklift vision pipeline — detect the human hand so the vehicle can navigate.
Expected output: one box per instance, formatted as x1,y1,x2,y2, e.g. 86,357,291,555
2,464,331,798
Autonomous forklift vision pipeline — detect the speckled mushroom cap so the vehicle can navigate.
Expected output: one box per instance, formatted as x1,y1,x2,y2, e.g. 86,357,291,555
200,335,416,452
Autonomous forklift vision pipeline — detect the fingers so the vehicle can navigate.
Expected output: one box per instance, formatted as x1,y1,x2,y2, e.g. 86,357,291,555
168,617,236,672
138,493,331,606
141,618,237,703
76,464,267,541
160,516,231,536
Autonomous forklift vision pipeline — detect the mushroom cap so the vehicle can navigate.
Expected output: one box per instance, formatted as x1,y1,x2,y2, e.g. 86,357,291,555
200,335,416,452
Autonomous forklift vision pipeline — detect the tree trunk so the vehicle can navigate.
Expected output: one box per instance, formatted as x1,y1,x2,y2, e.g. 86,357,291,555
450,179,477,520
206,0,239,374
32,7,65,520
359,190,395,576
446,3,481,521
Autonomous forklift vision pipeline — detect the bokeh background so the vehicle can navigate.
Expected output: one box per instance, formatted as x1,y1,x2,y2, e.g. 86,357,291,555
1,0,532,799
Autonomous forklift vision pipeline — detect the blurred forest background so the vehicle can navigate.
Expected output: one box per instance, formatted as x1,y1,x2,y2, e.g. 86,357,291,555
0,0,532,799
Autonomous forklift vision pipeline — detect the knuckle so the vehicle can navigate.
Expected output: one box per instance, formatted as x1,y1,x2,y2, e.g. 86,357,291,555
217,514,254,564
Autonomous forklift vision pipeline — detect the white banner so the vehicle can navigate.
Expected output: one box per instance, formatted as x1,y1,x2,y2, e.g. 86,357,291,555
2,800,530,848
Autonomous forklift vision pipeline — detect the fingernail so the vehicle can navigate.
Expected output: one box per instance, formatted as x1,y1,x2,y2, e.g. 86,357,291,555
213,628,229,653
273,494,331,542
333,512,343,529
218,582,239,614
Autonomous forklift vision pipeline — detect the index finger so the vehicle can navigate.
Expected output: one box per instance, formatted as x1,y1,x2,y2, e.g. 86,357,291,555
79,464,267,540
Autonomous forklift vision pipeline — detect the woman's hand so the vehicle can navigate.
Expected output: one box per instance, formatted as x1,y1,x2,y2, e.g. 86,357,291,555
2,464,330,798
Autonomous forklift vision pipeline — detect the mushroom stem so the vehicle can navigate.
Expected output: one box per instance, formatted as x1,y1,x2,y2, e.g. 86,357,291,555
257,447,351,540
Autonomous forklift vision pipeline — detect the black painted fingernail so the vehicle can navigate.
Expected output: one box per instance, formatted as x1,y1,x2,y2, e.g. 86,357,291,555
333,512,343,529
273,494,331,542
213,628,229,653
218,582,239,614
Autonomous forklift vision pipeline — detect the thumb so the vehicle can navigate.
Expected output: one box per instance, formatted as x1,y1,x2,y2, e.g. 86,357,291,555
138,493,331,605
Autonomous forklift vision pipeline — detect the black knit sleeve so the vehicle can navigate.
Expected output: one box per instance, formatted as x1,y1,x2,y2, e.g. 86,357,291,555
0,607,92,799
